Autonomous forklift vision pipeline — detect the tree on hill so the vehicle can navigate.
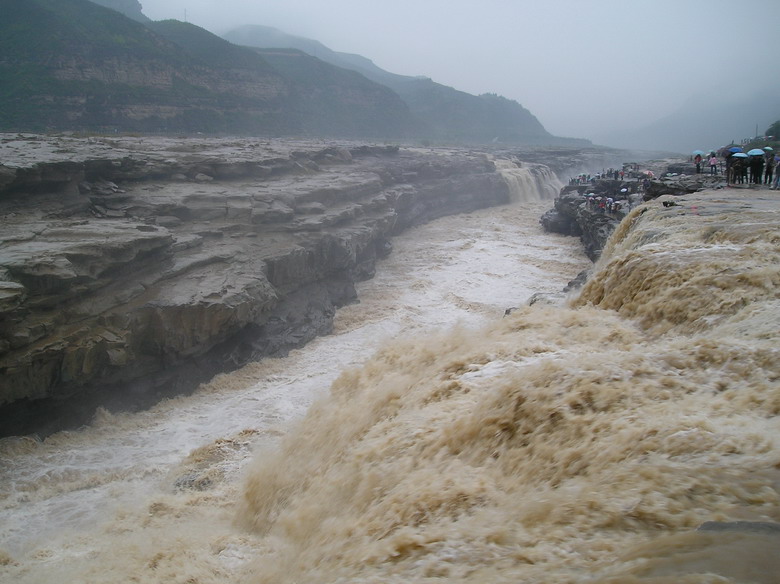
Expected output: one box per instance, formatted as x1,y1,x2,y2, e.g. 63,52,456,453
766,120,780,139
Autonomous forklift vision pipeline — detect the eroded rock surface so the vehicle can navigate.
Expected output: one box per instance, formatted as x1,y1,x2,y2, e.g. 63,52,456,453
0,135,513,436
540,186,628,261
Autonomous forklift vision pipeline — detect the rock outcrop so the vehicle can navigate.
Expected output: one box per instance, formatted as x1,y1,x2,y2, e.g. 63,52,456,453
0,135,522,437
644,173,726,199
540,184,631,261
539,158,728,272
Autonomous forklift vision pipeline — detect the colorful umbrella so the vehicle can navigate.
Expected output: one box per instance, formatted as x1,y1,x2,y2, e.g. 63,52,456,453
747,148,765,156
728,147,743,153
692,150,705,155
732,152,749,158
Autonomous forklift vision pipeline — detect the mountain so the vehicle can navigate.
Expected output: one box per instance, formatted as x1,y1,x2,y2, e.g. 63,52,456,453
0,0,414,137
595,82,780,153
223,25,566,145
243,47,416,139
0,0,571,144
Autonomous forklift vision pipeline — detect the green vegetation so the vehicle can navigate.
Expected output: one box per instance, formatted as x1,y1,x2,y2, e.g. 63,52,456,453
765,120,780,141
255,49,412,138
741,119,780,154
146,20,276,71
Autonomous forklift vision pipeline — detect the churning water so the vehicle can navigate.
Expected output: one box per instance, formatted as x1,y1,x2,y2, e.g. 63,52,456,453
2,179,779,583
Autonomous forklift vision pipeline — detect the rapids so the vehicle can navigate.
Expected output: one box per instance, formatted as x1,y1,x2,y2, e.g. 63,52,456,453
0,167,587,582
2,183,779,583
238,190,780,583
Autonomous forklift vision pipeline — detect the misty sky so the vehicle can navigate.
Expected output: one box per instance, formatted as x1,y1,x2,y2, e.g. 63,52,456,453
139,0,780,142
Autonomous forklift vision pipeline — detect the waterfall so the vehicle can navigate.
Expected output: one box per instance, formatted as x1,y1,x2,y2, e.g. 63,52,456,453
493,156,563,202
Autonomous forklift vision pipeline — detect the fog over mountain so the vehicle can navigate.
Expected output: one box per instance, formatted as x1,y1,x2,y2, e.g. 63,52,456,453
137,0,780,151
594,81,780,153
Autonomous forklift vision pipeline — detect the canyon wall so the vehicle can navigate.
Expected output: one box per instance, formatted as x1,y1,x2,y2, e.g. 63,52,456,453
0,135,557,436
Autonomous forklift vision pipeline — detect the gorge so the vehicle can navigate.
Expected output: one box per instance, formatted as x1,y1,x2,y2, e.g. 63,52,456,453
0,134,572,437
1,135,778,584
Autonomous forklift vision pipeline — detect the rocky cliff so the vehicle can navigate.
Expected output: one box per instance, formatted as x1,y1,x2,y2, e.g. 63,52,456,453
538,159,721,263
1,1,413,138
539,185,627,261
0,134,546,437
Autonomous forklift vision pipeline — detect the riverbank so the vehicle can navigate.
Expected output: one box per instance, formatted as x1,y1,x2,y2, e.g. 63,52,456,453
1,164,778,582
1,134,568,437
0,198,590,581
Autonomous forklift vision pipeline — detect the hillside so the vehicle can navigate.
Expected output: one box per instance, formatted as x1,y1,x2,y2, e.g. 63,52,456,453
89,0,149,22
0,0,288,134
226,24,566,144
0,0,414,138
0,0,572,143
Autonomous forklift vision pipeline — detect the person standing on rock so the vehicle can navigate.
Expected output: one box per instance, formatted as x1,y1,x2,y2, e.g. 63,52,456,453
750,155,764,185
773,158,780,190
730,157,746,185
694,153,703,174
724,151,735,185
709,154,718,175
764,151,775,186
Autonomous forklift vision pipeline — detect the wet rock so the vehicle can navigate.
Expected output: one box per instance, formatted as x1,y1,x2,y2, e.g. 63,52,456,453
563,269,590,292
539,208,579,235
540,189,622,261
527,292,566,306
644,173,726,200
0,134,517,437
697,521,780,535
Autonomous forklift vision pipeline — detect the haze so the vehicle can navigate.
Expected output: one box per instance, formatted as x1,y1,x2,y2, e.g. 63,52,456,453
141,0,779,146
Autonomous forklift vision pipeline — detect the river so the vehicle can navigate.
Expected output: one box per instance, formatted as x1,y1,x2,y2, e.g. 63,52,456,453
2,183,779,583
1,177,596,581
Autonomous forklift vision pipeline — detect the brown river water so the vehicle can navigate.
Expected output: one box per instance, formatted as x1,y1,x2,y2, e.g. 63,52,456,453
1,174,779,583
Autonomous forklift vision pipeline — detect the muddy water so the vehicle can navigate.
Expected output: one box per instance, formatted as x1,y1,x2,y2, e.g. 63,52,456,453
3,188,778,583
0,192,589,581
237,191,780,583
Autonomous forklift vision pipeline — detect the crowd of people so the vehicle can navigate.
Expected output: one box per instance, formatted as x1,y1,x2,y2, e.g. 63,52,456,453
585,194,624,214
564,143,779,224
721,147,778,188
569,168,625,185
694,146,779,188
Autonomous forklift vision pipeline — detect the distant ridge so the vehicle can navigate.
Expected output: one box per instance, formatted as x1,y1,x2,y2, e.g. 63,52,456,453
0,0,584,144
0,0,413,137
223,25,586,145
594,82,780,153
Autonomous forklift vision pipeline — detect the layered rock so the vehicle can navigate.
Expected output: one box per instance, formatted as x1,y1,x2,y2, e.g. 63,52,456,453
539,158,726,274
540,184,632,261
0,135,519,436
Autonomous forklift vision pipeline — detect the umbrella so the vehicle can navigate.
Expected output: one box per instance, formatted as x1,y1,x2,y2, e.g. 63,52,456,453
747,148,765,156
692,150,705,155
764,146,774,151
732,152,749,158
728,146,743,153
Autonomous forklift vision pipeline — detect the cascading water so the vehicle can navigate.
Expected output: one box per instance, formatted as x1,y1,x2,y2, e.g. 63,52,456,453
2,183,777,583
493,156,563,202
236,190,780,584
0,170,588,582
